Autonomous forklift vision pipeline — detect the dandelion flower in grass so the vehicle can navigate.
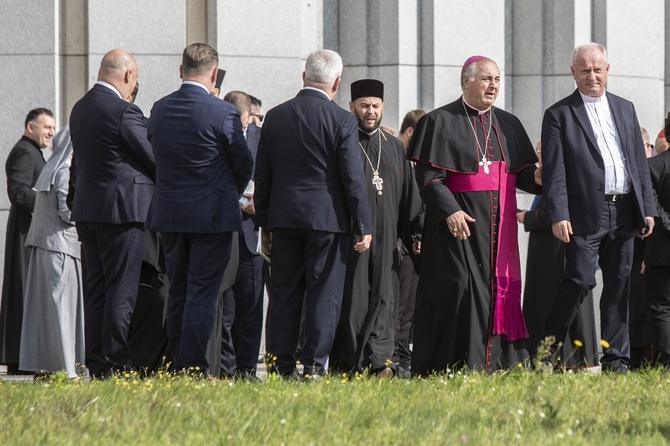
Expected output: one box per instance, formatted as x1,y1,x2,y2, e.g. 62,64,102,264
600,339,610,348
573,339,583,347
280,418,287,425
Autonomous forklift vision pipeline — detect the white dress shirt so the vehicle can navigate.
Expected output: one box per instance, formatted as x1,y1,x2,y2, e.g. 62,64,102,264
580,91,631,194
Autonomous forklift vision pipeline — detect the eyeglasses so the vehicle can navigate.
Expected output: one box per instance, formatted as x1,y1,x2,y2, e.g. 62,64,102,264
252,113,264,123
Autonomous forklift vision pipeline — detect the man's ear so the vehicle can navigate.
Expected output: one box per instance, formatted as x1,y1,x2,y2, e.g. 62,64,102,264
179,65,184,80
332,76,341,94
210,66,218,84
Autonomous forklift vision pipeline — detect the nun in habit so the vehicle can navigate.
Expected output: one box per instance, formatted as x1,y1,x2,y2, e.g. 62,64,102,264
19,126,84,378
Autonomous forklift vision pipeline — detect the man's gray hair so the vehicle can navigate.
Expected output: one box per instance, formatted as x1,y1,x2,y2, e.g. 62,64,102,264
304,49,343,85
571,43,608,66
460,57,497,89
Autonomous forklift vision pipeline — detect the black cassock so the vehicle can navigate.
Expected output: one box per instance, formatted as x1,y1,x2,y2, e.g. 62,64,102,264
0,136,45,368
407,98,540,374
330,129,422,373
522,196,598,368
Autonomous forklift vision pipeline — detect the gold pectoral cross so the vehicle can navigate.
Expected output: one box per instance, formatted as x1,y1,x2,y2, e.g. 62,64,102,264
372,172,383,195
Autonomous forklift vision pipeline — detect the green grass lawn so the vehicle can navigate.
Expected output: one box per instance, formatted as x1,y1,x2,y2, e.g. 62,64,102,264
1,369,669,445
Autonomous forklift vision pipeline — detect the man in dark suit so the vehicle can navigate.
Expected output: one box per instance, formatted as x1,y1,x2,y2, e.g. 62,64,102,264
0,108,54,374
218,90,264,380
254,49,373,379
541,43,656,372
146,43,252,375
69,49,155,378
644,116,670,367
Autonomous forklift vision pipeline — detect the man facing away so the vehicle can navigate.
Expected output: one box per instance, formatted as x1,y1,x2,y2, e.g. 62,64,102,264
540,43,656,372
0,108,54,374
69,49,155,378
146,43,252,375
254,49,372,379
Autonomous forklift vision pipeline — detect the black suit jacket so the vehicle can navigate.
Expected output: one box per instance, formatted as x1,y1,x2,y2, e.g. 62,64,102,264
241,124,260,253
645,150,670,266
5,136,45,212
541,89,656,234
69,84,155,224
254,88,371,235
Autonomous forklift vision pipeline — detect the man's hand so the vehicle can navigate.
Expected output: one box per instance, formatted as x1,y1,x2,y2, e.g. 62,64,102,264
516,210,527,224
634,216,655,239
534,166,542,186
446,210,476,240
551,220,572,243
354,234,372,252
241,195,255,215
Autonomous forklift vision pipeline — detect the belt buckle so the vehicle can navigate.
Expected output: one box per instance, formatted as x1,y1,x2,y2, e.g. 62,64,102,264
611,194,619,202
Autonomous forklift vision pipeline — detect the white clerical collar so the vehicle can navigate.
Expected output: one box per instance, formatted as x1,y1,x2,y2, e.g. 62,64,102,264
182,80,211,93
95,81,123,99
302,86,331,100
579,91,607,104
462,97,490,115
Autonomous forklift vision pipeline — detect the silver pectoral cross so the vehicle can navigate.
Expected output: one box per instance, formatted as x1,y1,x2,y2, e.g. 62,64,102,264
479,155,491,174
372,172,384,195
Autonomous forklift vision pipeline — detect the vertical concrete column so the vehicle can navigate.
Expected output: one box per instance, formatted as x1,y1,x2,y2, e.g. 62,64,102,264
595,0,665,133
0,0,59,277
508,0,577,141
61,0,88,126
211,0,324,111
338,0,421,130
418,0,505,114
86,0,186,115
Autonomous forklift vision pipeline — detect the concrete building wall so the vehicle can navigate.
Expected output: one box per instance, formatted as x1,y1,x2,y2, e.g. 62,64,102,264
0,0,666,294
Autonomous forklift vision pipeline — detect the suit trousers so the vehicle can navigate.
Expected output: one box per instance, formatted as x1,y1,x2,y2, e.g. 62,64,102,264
77,221,145,378
220,234,265,376
393,253,419,369
644,265,670,366
161,232,232,373
267,228,349,376
543,196,634,369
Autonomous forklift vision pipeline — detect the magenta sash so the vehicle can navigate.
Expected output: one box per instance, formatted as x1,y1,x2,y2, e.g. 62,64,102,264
444,161,528,341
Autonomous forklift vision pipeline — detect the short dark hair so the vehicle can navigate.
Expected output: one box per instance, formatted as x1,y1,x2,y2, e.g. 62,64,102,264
399,109,426,135
182,43,219,77
24,108,54,128
223,91,251,116
249,95,262,109
665,112,670,143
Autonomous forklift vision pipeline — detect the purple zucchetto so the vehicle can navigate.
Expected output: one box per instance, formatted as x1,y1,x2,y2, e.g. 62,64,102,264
461,55,487,73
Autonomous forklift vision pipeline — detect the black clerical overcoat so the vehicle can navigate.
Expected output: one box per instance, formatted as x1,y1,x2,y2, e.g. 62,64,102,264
407,98,539,374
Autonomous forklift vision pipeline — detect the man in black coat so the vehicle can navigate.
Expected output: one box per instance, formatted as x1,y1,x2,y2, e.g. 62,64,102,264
0,108,54,374
644,117,670,367
254,49,372,379
69,49,155,378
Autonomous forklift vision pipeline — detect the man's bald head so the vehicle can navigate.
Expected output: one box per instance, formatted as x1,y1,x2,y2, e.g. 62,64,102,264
97,49,139,102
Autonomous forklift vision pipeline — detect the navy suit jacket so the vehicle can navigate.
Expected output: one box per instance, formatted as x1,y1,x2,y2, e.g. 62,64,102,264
145,83,253,233
254,88,371,235
240,124,260,253
69,84,155,224
541,89,656,235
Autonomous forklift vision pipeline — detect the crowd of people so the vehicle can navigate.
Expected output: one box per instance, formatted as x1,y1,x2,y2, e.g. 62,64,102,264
1,41,669,380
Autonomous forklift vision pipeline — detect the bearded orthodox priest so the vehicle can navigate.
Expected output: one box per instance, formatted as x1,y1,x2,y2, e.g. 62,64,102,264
407,56,542,374
329,79,422,377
